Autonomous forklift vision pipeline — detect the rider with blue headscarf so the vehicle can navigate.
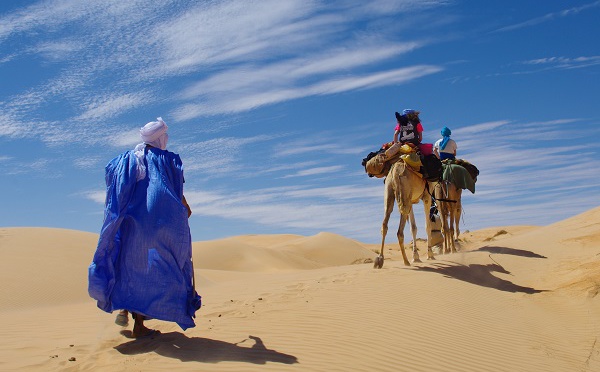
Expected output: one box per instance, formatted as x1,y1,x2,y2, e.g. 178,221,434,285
433,126,457,161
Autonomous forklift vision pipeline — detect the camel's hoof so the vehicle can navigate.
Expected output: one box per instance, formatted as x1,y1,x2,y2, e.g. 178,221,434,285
403,260,411,266
412,258,422,264
374,255,384,269
427,256,436,260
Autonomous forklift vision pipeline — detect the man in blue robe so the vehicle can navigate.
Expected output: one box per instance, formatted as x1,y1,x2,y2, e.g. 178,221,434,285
89,117,201,337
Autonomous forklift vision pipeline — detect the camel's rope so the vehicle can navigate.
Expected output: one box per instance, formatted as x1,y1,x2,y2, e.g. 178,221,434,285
433,181,458,203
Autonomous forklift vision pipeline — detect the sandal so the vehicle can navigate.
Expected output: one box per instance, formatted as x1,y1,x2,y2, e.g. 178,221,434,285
115,312,129,327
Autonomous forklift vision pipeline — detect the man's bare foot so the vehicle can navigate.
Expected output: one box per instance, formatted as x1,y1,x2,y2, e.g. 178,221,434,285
132,327,158,338
131,312,158,338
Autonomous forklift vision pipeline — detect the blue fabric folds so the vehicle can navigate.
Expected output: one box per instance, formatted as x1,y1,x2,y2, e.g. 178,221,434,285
88,148,201,330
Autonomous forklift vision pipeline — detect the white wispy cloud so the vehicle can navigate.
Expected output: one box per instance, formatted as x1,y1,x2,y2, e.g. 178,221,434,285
3,0,598,244
30,39,83,61
0,0,95,40
0,113,30,138
73,156,103,170
521,56,600,70
188,115,596,238
183,185,384,240
273,131,371,157
149,0,326,75
495,1,600,32
1,0,447,149
77,114,599,242
179,42,423,100
281,185,382,200
173,65,442,120
452,120,510,136
449,118,599,207
75,92,152,122
179,134,284,176
2,157,59,177
81,190,106,204
282,165,345,178
346,0,450,15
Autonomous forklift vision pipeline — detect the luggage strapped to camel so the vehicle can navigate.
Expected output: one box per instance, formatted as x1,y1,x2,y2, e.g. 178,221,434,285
362,142,442,182
361,143,479,193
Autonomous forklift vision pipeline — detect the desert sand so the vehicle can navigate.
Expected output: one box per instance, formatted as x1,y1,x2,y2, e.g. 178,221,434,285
1,206,599,371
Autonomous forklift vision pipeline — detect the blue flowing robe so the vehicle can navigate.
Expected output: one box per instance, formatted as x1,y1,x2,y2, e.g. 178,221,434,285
88,148,201,330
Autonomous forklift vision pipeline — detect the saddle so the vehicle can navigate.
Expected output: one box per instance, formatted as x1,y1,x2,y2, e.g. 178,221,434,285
440,160,477,194
443,158,479,182
363,142,443,181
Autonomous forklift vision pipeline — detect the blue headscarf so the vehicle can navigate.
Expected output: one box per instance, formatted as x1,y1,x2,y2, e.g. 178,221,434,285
440,126,451,150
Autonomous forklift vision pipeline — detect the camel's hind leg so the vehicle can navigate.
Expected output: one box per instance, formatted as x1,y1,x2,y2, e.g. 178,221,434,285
453,191,462,242
437,182,456,254
447,205,457,253
435,183,449,254
447,186,461,253
440,202,453,254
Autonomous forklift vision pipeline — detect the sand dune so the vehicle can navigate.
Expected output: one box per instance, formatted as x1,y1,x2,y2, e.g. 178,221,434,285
0,227,98,311
193,232,376,272
1,207,599,371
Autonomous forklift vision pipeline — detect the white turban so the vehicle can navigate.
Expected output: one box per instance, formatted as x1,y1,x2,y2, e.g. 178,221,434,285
140,117,169,150
133,117,169,181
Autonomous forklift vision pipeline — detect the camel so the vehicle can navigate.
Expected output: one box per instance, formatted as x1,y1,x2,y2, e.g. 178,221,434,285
374,159,435,269
433,180,462,254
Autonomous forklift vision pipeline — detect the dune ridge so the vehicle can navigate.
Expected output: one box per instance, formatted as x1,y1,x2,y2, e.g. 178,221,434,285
193,231,376,272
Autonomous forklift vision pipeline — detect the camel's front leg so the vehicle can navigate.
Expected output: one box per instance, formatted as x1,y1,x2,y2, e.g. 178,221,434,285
376,185,395,269
422,191,435,260
397,212,411,266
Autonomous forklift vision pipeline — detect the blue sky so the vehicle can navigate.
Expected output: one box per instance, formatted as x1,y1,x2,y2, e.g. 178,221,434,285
1,0,599,243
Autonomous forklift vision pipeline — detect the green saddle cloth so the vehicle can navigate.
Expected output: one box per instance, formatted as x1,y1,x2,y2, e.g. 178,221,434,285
442,163,476,194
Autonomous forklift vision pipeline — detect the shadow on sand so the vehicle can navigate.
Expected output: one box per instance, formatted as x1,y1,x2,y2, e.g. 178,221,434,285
474,245,547,259
115,332,298,365
412,260,546,294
